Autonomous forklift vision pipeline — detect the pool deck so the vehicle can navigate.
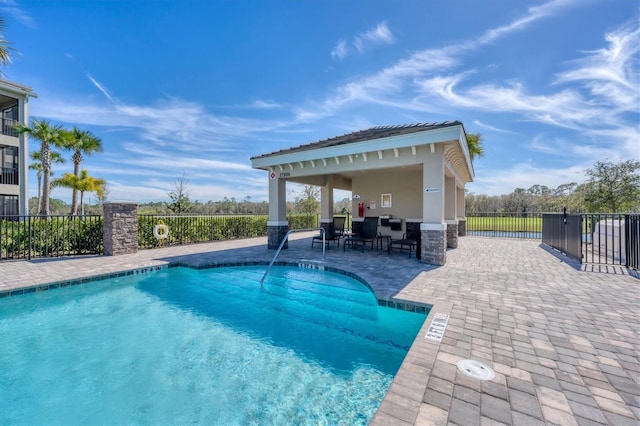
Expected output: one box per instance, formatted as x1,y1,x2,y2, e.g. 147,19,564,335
1,234,639,425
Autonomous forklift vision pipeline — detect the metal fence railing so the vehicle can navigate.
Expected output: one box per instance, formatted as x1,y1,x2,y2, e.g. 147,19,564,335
625,214,640,270
0,215,103,261
1,213,322,261
138,214,318,249
542,212,639,269
465,212,543,239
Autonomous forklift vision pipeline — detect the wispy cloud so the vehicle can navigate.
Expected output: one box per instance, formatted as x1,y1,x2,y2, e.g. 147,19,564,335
318,0,578,118
331,40,348,61
353,22,394,52
0,0,36,29
305,2,639,163
554,17,640,111
331,21,395,61
413,17,640,158
87,73,118,104
248,99,282,109
472,120,520,134
471,0,576,49
34,79,290,149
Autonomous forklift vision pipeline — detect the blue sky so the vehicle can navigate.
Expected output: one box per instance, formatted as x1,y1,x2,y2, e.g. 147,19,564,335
1,0,638,204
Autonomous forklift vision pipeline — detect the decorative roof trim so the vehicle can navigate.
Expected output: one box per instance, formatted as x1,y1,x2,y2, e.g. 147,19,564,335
250,120,462,160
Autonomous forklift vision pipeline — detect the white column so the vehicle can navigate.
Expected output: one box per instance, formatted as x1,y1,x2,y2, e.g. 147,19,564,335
268,175,287,224
444,176,456,221
18,96,29,216
421,146,447,265
456,186,465,219
422,146,445,225
320,175,334,224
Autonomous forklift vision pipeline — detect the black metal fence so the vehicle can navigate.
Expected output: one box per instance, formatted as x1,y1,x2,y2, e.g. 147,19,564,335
1,213,321,261
465,212,543,239
625,214,640,270
0,215,103,260
138,214,318,249
542,212,639,269
542,213,583,262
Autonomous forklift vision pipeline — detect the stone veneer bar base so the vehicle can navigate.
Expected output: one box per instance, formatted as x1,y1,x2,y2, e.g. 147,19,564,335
447,223,458,248
421,229,446,265
267,225,289,250
103,202,138,256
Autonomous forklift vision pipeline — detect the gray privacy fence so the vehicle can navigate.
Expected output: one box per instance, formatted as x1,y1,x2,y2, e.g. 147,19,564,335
542,212,639,269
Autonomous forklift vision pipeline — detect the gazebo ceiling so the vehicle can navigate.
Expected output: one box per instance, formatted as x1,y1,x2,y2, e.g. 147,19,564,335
251,121,474,185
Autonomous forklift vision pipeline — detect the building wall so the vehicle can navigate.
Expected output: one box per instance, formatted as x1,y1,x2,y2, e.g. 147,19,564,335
0,82,32,216
351,168,423,238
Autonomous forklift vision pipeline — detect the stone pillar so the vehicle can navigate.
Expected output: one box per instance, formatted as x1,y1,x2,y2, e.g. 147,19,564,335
456,186,466,237
267,224,289,250
103,202,138,256
446,221,458,248
420,224,446,265
458,219,466,236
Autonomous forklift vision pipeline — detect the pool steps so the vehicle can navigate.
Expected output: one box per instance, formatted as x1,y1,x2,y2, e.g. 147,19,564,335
1,261,429,314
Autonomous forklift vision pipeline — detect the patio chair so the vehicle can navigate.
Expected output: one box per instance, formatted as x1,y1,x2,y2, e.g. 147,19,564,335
343,216,379,252
389,224,419,257
311,216,346,248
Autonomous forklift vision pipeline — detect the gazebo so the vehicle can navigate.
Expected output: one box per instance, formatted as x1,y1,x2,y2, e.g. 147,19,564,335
250,121,474,265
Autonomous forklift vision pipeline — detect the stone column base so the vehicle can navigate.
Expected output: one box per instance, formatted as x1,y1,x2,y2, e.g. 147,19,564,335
268,225,289,250
103,202,138,256
458,219,466,236
421,229,446,265
447,223,458,248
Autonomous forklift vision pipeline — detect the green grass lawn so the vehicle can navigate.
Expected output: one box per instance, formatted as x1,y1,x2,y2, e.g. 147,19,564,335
466,216,542,232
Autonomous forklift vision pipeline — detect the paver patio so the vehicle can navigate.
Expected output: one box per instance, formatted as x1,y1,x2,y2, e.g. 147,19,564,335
1,235,638,425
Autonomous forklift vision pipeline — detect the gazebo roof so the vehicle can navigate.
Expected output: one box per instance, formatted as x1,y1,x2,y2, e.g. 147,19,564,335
251,120,474,186
251,120,463,160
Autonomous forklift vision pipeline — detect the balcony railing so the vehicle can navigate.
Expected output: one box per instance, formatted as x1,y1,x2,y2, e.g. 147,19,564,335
1,117,17,137
0,167,18,185
0,167,20,185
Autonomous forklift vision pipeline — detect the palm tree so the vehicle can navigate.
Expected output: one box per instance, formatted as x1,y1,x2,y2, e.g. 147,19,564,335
52,169,106,216
0,15,13,71
14,119,66,216
29,150,65,214
466,133,485,161
60,127,103,215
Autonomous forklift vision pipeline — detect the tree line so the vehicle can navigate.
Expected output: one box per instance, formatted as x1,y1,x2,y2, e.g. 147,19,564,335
37,159,638,217
466,160,640,214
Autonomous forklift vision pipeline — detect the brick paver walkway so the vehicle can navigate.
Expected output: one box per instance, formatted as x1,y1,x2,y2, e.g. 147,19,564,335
1,235,638,425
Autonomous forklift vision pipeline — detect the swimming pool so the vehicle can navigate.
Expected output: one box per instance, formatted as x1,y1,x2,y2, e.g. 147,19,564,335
0,264,427,425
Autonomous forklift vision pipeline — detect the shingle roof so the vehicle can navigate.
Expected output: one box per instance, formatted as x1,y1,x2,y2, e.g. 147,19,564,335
250,120,463,160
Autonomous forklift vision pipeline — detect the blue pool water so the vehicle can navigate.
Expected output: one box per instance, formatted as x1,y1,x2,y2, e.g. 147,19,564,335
0,265,426,425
